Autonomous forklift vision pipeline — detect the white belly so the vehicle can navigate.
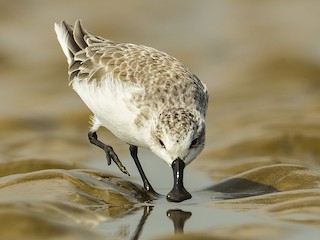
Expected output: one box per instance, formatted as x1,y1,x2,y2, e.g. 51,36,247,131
72,78,149,147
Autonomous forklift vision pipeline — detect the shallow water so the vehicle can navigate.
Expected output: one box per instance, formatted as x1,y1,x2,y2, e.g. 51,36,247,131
1,1,320,239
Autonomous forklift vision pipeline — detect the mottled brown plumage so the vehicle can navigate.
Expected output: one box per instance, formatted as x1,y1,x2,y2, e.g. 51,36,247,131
55,20,208,202
59,21,207,115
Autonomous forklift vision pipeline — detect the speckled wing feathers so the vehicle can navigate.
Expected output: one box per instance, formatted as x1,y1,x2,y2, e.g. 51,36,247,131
55,20,208,115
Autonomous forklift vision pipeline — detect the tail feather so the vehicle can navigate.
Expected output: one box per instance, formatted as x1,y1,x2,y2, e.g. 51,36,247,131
54,20,87,65
74,20,89,50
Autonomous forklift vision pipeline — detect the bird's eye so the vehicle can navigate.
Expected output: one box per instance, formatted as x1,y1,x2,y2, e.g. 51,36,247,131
190,138,198,148
159,139,166,148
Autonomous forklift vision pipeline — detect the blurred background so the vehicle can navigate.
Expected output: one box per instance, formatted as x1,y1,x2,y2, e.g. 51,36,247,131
0,0,320,182
1,0,319,174
1,1,320,239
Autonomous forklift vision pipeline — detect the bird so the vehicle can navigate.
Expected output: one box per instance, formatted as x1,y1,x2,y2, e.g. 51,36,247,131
54,20,208,202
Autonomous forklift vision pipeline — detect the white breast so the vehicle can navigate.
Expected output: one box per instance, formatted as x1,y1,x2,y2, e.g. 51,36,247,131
72,75,149,148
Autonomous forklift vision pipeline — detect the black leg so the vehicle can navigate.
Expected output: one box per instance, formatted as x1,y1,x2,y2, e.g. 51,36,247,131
129,145,157,194
131,206,153,240
88,131,130,176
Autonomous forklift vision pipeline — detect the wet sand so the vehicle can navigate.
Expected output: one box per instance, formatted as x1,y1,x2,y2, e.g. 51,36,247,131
1,1,320,239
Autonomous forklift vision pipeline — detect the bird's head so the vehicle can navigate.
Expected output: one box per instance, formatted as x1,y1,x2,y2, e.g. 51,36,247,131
149,108,206,202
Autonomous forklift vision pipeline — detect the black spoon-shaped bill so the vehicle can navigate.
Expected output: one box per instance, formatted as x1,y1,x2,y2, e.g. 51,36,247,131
166,158,192,202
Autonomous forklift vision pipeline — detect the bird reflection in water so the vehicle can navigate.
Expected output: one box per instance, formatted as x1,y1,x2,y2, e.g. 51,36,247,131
167,209,192,234
130,206,192,239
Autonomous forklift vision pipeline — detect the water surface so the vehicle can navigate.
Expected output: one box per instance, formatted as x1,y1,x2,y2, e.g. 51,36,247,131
1,1,320,239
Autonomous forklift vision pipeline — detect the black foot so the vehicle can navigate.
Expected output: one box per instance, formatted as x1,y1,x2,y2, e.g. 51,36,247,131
167,158,192,202
129,145,158,196
88,131,130,175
